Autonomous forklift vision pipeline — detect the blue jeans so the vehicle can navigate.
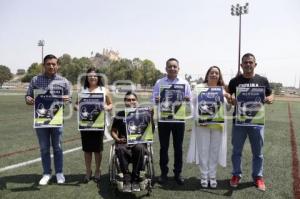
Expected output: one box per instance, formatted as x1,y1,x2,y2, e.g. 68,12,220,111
231,124,264,179
36,128,63,175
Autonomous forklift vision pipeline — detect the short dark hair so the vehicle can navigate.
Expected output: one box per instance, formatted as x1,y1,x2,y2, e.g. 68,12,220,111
203,66,225,86
43,54,60,65
124,91,138,101
166,58,179,66
242,53,256,62
83,67,104,89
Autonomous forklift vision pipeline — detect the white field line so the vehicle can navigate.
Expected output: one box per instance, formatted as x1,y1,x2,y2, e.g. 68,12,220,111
0,137,113,173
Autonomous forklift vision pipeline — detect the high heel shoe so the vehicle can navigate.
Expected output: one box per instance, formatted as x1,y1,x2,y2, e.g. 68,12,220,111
83,170,92,183
94,171,101,183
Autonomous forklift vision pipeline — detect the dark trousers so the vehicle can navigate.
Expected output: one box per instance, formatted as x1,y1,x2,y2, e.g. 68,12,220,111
158,122,185,176
115,143,146,181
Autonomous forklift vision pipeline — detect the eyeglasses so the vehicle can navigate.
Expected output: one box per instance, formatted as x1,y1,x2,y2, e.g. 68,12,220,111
125,98,137,102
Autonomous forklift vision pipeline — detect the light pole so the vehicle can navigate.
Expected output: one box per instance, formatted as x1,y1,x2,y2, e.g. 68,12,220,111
231,3,249,75
38,40,45,63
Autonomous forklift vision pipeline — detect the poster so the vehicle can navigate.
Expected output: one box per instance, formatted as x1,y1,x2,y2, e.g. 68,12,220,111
196,86,225,124
34,89,63,128
236,86,265,126
159,84,186,122
78,93,105,131
125,107,154,144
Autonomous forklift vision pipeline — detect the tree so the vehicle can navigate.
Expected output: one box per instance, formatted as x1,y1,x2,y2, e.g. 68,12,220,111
21,63,42,82
140,59,163,87
185,74,192,83
270,82,283,95
0,65,13,87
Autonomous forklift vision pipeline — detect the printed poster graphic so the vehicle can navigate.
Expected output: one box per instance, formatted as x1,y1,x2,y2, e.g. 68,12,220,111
159,84,186,122
34,89,63,128
78,93,105,131
196,86,225,124
125,107,154,144
236,86,265,126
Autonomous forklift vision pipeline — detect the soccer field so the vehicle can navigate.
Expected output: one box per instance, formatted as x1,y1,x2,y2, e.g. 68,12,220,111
0,91,299,199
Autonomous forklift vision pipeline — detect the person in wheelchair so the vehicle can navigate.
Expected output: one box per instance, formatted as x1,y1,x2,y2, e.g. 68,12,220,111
111,91,147,192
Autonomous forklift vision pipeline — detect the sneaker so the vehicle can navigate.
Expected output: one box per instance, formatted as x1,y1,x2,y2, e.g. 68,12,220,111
83,171,92,183
230,176,240,188
139,179,148,190
209,178,217,188
132,181,140,192
116,180,124,191
200,178,208,188
139,171,147,190
123,182,132,192
254,177,266,191
56,173,65,184
39,174,52,185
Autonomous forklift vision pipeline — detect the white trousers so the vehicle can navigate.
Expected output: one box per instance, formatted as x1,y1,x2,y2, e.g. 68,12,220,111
195,126,222,179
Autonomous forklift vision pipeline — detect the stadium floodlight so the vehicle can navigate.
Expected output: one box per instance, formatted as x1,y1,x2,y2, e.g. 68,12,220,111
230,3,249,75
38,40,45,63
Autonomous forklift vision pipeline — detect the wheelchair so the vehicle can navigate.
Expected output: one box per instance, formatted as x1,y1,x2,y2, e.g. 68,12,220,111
108,142,155,195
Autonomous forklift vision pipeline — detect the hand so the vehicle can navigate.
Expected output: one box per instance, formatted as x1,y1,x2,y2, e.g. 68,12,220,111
155,96,160,104
117,137,127,144
62,95,70,102
73,104,78,111
224,93,231,102
184,96,190,102
264,95,274,104
229,96,236,105
25,96,34,105
104,104,113,111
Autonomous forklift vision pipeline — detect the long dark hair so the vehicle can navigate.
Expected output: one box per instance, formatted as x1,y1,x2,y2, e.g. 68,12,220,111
83,67,104,89
203,66,225,86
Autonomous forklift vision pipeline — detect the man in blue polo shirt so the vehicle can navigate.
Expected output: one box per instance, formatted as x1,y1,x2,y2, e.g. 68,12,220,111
25,54,70,185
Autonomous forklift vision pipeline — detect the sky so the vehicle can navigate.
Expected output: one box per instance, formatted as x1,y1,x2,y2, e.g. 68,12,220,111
1,0,300,87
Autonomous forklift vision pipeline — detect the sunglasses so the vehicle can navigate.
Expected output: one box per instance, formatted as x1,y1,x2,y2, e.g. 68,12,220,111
242,61,254,64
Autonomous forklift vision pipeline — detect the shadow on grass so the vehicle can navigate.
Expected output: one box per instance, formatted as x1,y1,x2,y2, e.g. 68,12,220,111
0,173,90,192
0,174,41,192
97,174,153,199
157,177,255,197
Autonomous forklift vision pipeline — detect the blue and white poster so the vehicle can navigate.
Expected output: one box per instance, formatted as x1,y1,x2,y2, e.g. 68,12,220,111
78,93,105,131
34,89,63,128
125,107,154,144
159,84,186,122
236,86,265,126
196,86,224,124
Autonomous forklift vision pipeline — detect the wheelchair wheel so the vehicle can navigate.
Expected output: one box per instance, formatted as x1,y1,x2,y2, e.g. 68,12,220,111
109,144,116,184
145,144,155,192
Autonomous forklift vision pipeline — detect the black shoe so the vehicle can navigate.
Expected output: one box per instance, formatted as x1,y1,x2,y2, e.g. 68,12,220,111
158,175,168,184
175,175,185,185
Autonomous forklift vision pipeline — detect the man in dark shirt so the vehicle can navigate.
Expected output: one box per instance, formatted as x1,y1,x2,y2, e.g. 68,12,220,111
111,91,147,192
227,53,273,191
